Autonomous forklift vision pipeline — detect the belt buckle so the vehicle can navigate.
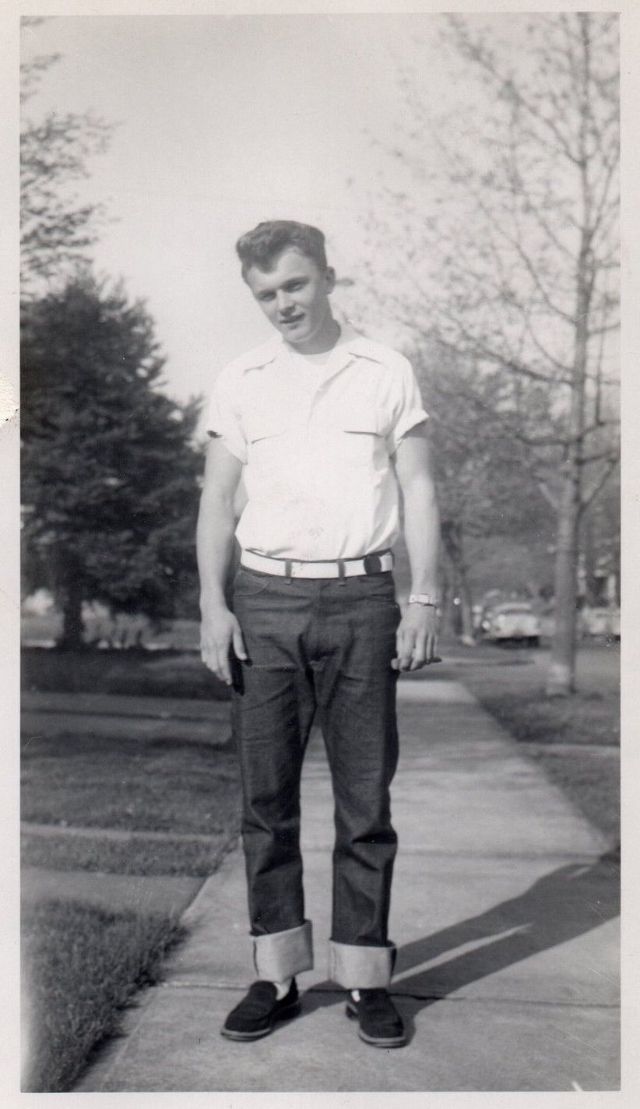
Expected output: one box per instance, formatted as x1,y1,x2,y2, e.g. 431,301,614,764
363,553,382,575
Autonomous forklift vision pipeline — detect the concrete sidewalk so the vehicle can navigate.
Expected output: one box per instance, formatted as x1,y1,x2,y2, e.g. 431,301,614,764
75,676,619,1093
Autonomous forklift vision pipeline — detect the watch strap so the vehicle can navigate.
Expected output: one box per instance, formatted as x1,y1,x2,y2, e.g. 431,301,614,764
408,593,439,607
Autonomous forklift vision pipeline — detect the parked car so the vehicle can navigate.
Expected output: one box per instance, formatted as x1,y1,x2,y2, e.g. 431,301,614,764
580,606,620,639
481,601,541,646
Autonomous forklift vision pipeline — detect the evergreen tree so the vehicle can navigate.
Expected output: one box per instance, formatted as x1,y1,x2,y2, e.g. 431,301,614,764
21,276,203,647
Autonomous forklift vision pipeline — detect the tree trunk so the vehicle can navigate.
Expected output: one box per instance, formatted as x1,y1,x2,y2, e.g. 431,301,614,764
458,570,475,646
546,471,581,694
441,519,475,645
57,568,85,650
546,212,591,693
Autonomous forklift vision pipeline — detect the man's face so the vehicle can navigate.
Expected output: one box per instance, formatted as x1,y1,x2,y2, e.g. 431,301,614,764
244,248,336,350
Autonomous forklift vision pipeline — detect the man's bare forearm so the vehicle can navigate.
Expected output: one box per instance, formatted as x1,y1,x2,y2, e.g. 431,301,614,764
197,441,246,684
196,492,236,611
394,430,440,669
196,439,243,613
402,473,440,596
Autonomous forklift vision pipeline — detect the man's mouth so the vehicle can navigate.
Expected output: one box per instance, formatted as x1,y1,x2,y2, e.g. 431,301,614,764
280,314,304,328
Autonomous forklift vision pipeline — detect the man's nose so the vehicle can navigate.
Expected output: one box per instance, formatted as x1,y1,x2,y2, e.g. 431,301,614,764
277,290,294,314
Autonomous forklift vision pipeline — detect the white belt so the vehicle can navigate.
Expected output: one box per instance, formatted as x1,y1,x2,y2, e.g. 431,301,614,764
240,548,394,579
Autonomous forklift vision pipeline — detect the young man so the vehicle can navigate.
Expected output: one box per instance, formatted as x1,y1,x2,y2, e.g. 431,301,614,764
197,220,440,1048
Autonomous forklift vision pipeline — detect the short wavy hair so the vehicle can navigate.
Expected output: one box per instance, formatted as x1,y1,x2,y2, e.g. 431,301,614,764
236,220,328,280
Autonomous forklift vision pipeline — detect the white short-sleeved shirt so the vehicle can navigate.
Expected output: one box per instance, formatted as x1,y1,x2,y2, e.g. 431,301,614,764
205,324,428,560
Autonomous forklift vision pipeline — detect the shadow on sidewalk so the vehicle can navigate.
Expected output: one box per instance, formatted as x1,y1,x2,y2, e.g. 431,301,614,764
304,847,620,1033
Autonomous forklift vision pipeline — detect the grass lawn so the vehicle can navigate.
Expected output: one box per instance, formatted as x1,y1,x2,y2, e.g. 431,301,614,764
452,641,620,844
518,743,620,843
472,685,619,746
21,731,242,875
21,732,241,838
21,707,241,1087
22,828,235,877
22,647,230,701
22,898,185,1092
467,681,619,842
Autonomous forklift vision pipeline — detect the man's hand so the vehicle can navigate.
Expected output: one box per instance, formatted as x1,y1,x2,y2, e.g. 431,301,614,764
200,603,247,685
392,604,439,671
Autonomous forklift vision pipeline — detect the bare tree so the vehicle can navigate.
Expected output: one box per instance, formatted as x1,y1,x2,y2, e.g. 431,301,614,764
20,21,111,294
415,343,555,643
358,13,619,694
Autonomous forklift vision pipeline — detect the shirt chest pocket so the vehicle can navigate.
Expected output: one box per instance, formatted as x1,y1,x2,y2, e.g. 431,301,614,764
336,412,385,469
243,407,386,470
244,414,291,470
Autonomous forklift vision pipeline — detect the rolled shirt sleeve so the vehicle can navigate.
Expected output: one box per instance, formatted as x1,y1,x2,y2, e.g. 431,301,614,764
205,367,248,464
382,355,429,455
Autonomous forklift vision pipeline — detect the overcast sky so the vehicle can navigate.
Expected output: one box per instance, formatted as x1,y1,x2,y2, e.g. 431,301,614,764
23,14,464,410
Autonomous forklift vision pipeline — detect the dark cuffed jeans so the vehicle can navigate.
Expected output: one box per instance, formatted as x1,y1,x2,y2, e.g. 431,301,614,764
231,566,401,988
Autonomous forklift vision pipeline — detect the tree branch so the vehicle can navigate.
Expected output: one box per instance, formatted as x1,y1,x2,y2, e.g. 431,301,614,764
434,322,573,387
580,456,619,512
580,448,620,467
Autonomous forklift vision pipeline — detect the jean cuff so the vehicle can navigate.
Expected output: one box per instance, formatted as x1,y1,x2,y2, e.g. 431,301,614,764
328,940,396,989
252,920,313,980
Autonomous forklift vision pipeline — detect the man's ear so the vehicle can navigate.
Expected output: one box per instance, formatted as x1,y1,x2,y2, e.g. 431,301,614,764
325,266,336,293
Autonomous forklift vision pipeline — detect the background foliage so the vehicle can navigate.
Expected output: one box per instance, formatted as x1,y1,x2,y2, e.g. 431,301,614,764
21,278,203,645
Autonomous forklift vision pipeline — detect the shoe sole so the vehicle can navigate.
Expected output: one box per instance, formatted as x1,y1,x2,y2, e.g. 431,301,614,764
221,999,301,1041
345,1001,407,1048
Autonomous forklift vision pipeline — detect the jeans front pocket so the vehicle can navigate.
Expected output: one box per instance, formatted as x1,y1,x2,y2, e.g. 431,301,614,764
233,567,274,599
353,573,401,617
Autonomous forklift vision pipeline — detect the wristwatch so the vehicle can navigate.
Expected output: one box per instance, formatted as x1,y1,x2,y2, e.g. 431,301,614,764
408,593,439,607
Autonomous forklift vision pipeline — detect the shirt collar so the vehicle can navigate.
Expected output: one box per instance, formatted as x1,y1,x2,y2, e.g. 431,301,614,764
243,322,383,373
337,325,384,365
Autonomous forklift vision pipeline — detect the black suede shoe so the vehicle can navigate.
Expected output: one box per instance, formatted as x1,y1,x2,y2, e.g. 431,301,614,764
221,979,300,1041
346,989,406,1047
